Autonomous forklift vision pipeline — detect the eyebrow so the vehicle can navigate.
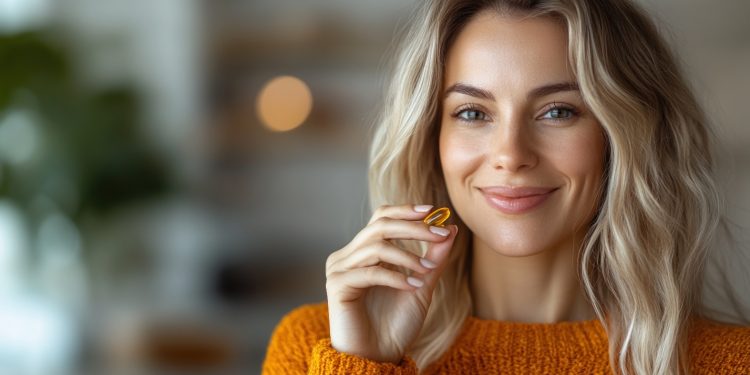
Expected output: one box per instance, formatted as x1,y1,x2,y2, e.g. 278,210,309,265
443,81,580,101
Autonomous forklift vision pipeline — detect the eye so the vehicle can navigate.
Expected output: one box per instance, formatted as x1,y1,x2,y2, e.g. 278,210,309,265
451,105,490,123
539,104,578,122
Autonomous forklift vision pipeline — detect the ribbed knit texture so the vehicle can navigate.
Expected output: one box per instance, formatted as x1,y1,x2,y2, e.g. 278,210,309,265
261,302,750,374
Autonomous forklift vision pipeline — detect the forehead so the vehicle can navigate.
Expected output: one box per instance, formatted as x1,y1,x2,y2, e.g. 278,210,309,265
443,11,573,91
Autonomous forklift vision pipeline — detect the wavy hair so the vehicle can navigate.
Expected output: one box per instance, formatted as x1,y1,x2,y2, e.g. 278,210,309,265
368,0,725,374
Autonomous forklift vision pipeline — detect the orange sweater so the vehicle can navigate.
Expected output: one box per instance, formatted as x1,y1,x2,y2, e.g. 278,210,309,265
262,302,750,374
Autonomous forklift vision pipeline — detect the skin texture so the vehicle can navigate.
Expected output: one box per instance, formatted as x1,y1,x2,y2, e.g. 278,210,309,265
439,11,606,323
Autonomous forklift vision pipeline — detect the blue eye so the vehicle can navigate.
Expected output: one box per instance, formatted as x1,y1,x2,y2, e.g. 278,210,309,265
540,106,578,121
453,106,489,123
450,104,579,124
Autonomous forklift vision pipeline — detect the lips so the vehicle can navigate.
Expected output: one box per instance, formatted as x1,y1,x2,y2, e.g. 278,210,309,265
479,186,558,214
479,186,558,198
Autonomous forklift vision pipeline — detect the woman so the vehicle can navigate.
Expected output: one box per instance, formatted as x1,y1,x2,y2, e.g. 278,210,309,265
262,0,750,373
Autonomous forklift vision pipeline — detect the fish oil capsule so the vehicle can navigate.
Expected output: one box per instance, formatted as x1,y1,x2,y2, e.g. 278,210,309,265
423,207,451,227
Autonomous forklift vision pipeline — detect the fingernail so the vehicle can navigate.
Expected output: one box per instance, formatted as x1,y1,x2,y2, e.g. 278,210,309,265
414,204,433,212
407,276,424,288
429,226,450,236
420,258,437,269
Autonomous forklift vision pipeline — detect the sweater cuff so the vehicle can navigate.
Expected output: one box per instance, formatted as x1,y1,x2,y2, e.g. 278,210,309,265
308,338,417,375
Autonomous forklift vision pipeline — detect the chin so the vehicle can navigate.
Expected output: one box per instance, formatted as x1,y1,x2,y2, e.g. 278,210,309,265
481,235,552,257
490,245,547,258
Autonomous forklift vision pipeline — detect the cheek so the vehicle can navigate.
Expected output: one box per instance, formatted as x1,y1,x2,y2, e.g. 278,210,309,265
546,126,606,178
439,129,486,182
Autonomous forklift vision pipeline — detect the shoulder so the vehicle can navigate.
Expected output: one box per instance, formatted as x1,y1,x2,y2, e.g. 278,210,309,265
689,316,750,371
690,316,750,345
271,301,330,342
261,302,330,374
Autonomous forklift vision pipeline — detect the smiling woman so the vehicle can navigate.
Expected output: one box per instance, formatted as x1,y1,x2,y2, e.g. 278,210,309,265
261,0,750,374
439,11,607,322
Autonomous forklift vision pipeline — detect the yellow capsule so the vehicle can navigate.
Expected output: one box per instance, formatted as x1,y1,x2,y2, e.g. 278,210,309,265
423,207,451,227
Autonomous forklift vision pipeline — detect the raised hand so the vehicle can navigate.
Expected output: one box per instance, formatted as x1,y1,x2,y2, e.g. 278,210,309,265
325,204,458,363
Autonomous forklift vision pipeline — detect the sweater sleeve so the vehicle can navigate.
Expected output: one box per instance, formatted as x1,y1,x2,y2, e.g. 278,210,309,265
308,338,417,374
261,303,418,375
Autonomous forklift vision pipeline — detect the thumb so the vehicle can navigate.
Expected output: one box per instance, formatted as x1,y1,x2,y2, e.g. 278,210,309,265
421,224,458,289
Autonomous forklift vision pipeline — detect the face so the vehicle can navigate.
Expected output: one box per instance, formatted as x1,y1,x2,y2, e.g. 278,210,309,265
439,11,607,257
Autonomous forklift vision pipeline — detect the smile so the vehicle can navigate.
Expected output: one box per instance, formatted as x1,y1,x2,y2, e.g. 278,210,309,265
479,186,559,215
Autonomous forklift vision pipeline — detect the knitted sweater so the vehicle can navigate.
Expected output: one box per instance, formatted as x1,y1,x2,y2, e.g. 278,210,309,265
261,302,750,374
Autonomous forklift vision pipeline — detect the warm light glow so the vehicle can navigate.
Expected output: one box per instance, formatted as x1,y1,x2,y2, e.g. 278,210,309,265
256,75,313,132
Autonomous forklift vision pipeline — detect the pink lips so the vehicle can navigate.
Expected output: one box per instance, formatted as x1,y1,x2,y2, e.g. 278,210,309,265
479,186,558,214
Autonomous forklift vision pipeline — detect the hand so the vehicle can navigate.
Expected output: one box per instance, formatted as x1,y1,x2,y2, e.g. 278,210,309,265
325,204,458,363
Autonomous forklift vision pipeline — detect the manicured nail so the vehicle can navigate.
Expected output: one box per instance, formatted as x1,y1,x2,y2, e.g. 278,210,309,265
407,276,424,288
420,258,437,269
414,204,433,212
429,226,450,236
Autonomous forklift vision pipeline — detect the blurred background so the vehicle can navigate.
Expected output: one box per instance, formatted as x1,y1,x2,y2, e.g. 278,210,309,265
0,0,748,373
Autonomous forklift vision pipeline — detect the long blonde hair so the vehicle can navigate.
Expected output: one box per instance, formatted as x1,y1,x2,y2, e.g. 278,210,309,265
368,0,725,374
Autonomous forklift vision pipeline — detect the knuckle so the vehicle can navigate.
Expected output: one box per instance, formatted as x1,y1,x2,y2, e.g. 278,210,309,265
365,206,383,223
378,204,393,212
373,215,390,225
358,225,375,240
325,249,342,270
372,216,392,231
362,220,385,240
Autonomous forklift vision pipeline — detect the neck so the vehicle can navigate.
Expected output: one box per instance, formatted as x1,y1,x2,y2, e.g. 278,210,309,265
469,233,596,323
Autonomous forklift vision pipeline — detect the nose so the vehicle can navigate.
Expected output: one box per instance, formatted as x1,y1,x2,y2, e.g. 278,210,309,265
488,116,538,172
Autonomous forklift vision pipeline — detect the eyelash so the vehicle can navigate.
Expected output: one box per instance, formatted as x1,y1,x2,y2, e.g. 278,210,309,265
450,103,580,124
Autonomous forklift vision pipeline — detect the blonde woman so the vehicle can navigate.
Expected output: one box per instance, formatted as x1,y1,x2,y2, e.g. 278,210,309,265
262,0,750,373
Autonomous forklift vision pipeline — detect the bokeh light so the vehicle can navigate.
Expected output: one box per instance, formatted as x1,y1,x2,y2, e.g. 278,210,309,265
255,75,312,132
0,108,40,166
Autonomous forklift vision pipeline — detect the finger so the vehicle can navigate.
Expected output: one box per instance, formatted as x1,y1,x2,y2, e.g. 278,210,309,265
328,213,447,276
367,204,436,225
363,216,452,243
421,224,458,289
327,240,436,276
327,266,423,302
